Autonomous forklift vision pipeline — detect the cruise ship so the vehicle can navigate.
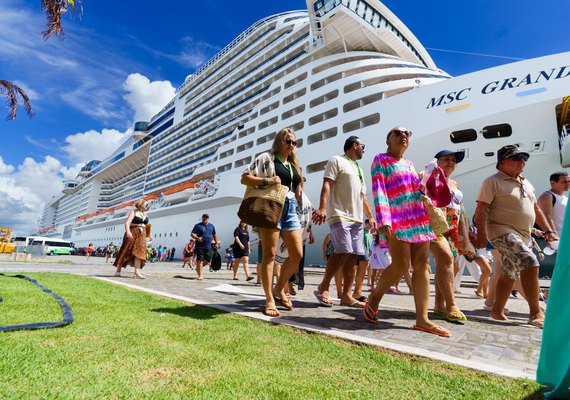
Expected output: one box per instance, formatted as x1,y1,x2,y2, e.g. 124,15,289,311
39,0,570,264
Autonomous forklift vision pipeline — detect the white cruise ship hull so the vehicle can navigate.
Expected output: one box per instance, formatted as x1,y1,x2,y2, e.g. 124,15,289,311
39,1,569,267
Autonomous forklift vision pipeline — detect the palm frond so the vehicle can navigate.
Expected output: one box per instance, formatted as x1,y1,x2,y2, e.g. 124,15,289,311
41,0,83,40
0,80,34,120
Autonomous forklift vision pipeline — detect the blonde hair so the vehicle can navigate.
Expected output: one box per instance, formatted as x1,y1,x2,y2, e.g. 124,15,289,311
271,128,303,187
134,199,147,211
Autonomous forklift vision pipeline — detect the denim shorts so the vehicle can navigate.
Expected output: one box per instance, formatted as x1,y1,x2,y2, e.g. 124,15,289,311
277,198,301,232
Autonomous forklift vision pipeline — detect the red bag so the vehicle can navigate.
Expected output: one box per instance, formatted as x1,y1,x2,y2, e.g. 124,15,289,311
425,167,452,208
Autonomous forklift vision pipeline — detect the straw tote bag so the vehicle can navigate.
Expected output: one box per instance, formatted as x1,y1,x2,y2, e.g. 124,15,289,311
421,195,450,235
237,184,288,229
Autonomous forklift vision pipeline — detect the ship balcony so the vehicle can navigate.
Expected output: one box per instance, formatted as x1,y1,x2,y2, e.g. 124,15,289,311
133,121,150,141
62,179,79,194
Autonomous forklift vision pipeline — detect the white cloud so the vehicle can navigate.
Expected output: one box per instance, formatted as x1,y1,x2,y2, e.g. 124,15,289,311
122,73,175,122
0,156,67,235
0,156,15,174
62,128,130,164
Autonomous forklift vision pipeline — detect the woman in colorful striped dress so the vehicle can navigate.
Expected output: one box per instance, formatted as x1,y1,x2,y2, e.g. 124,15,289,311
363,126,451,337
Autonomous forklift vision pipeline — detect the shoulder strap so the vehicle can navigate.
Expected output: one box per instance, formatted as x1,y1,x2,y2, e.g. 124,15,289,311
548,191,557,206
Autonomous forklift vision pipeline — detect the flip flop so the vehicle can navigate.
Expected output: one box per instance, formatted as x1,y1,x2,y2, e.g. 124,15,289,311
356,296,367,302
313,290,333,307
363,303,378,324
474,290,485,299
412,324,452,337
263,307,280,317
528,318,544,329
445,310,467,323
433,309,446,318
341,300,365,309
274,296,294,310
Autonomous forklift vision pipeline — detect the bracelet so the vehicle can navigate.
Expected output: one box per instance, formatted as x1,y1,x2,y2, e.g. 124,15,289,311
545,230,555,235
263,177,269,186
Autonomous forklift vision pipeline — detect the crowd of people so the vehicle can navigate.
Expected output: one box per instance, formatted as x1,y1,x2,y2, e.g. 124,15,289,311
109,126,567,336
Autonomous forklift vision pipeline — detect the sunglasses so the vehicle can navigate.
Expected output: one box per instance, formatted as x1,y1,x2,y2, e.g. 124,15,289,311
285,139,298,146
508,154,529,162
355,142,365,150
392,129,412,137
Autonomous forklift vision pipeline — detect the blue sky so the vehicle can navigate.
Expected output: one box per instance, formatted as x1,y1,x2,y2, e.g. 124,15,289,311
0,0,568,233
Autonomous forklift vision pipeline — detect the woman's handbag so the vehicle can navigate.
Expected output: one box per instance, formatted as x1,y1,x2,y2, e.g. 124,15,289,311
422,195,450,235
145,223,152,238
237,184,288,228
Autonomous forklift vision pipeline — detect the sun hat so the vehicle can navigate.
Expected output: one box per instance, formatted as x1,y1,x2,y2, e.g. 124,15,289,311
434,150,465,164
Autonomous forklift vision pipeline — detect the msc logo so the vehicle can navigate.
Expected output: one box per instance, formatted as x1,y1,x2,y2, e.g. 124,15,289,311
426,88,471,109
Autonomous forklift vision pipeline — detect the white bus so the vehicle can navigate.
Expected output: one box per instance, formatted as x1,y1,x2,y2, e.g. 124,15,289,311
14,236,75,255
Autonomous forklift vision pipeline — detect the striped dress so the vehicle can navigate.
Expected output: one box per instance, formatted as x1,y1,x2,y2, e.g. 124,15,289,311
371,153,436,244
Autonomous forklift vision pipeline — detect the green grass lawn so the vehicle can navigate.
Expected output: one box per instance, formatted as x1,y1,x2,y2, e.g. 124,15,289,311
0,273,544,399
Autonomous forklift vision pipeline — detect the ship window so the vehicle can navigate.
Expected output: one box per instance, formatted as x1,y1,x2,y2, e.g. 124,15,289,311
309,108,338,126
238,126,255,139
311,72,342,91
307,160,328,174
237,141,254,153
257,132,276,145
343,113,380,133
308,127,338,144
283,88,306,104
450,129,477,143
344,92,384,112
284,72,307,89
219,149,234,159
217,163,232,173
258,116,278,130
310,89,339,108
234,157,252,168
260,101,279,116
288,121,305,133
282,104,305,120
481,124,512,139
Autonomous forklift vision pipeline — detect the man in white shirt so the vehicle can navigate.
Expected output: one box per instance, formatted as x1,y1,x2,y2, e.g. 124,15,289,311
537,172,570,236
312,136,376,308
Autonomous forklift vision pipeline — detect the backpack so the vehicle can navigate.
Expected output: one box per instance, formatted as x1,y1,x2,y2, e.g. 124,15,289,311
210,250,222,271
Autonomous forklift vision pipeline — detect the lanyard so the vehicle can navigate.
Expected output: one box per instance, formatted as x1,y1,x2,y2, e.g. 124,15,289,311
275,153,293,190
344,154,363,184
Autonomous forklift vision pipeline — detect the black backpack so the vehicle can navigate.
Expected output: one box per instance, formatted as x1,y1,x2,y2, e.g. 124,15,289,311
210,250,222,271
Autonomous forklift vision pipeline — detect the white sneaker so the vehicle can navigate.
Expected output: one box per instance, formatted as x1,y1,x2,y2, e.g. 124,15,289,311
134,273,146,279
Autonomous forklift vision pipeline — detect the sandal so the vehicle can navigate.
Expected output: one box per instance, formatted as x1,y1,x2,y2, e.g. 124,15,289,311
313,290,333,307
274,296,294,310
528,318,544,329
445,309,467,323
363,302,378,324
412,324,451,337
263,307,280,317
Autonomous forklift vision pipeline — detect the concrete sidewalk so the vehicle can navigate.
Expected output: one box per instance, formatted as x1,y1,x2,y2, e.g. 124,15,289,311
1,255,545,380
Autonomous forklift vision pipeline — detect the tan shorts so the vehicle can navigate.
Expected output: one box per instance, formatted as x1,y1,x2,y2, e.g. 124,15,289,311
489,233,539,280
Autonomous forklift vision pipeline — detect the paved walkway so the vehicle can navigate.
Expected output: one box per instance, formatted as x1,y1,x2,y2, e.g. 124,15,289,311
1,255,547,380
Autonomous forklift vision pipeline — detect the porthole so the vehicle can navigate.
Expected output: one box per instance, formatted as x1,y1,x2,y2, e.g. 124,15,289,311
450,129,477,143
481,124,512,139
